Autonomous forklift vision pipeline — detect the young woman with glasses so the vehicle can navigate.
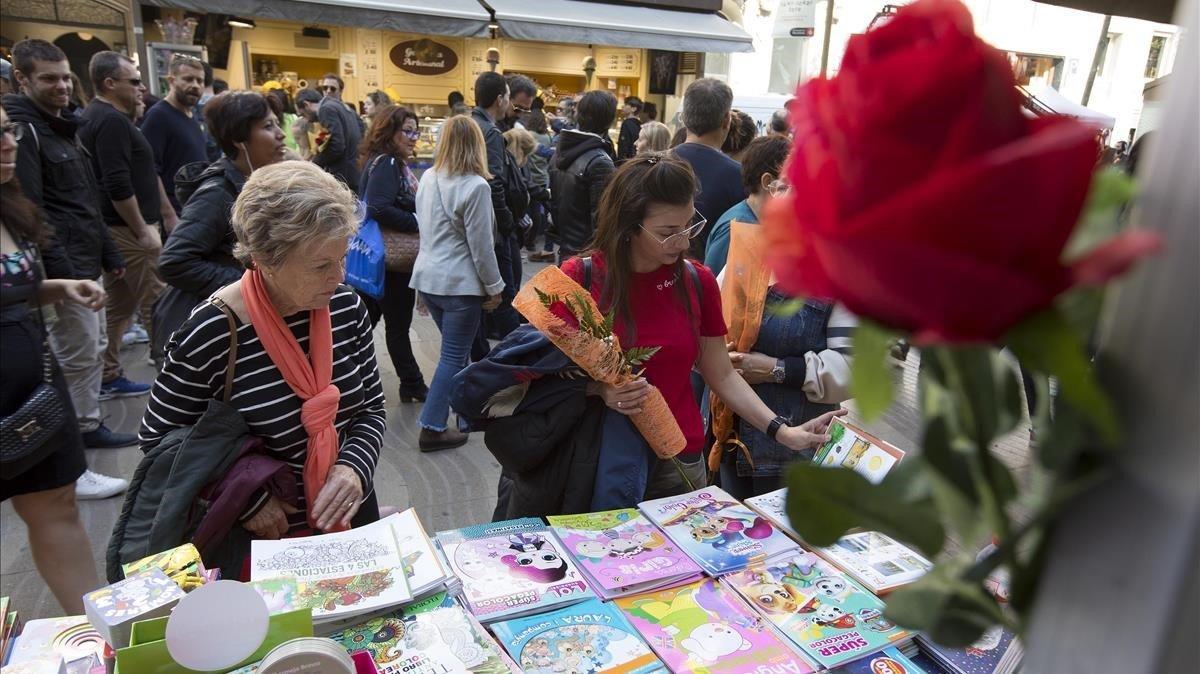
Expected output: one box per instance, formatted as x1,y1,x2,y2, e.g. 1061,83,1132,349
358,104,429,404
560,155,844,503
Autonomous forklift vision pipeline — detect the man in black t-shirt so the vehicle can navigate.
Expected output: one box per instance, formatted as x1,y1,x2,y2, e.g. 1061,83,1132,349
78,51,168,392
140,54,207,215
616,95,643,161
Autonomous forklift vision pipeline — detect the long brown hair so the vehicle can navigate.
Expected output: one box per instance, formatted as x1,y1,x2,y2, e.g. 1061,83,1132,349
359,104,418,169
586,155,698,339
1,181,48,249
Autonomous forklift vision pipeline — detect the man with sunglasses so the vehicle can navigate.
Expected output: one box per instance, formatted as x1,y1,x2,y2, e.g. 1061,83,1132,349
296,81,363,192
79,51,170,394
499,74,537,133
3,41,143,471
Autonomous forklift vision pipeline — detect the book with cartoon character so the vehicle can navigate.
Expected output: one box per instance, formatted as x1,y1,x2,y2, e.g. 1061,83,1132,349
434,518,594,622
547,509,703,599
831,645,928,673
915,627,1022,674
614,578,815,674
490,598,665,674
725,550,911,669
329,593,518,674
250,513,413,624
811,420,905,485
639,486,800,576
82,566,185,648
389,507,455,599
816,531,932,594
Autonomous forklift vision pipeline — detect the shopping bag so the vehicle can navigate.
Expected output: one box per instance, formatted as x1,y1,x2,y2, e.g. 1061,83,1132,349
345,216,386,299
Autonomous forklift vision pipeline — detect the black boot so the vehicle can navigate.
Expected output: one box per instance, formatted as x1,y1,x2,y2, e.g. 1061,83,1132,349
419,428,469,452
398,382,429,403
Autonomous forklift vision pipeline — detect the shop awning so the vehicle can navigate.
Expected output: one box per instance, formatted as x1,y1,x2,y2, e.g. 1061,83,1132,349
140,0,492,38
484,0,755,53
1021,85,1116,129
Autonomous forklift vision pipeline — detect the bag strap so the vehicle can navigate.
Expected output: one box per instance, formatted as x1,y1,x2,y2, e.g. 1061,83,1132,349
582,256,593,292
207,297,239,403
21,238,54,385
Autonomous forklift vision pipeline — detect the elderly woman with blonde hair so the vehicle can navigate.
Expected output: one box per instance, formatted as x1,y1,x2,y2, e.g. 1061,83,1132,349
140,161,387,545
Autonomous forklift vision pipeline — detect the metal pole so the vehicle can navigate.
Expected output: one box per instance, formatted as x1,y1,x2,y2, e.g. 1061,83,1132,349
1081,14,1112,106
819,0,836,78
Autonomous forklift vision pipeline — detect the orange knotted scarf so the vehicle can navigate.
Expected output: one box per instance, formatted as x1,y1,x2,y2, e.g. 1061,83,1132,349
240,269,344,532
708,221,773,474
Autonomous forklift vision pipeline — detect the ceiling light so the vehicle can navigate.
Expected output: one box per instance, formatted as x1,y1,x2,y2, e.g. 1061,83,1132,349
227,17,256,29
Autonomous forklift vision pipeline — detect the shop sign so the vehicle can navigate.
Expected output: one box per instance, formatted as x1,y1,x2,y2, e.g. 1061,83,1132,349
390,39,459,76
774,0,817,38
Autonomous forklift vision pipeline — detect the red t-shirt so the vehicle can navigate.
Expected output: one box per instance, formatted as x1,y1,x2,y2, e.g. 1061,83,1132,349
562,253,727,456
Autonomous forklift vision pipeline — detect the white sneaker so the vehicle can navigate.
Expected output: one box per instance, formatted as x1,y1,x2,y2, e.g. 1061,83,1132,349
76,469,129,500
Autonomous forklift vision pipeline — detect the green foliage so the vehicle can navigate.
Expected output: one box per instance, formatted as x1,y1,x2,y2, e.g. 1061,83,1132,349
884,561,1008,647
851,320,896,421
624,346,661,369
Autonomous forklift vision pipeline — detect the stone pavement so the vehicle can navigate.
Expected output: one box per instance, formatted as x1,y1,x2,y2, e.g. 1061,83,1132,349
0,260,1033,619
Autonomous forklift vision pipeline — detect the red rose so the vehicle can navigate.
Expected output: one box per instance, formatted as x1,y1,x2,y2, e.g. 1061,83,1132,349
766,0,1158,342
548,300,580,331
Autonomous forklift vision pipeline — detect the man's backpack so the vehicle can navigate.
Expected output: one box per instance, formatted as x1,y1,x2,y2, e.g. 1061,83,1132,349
503,149,531,223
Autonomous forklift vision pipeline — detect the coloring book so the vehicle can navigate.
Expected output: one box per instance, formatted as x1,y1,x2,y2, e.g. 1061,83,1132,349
435,518,594,622
547,509,703,599
815,531,932,594
490,598,664,674
639,486,799,576
811,420,905,485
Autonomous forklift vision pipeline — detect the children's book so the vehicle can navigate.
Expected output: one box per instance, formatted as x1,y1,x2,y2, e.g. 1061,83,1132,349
490,597,665,674
329,598,516,674
82,567,185,648
816,531,932,594
251,514,412,624
615,578,815,674
5,617,105,668
435,518,594,622
724,550,910,669
1,607,20,665
811,420,905,484
915,627,1022,674
0,655,67,674
744,488,798,541
389,508,454,599
638,486,800,576
831,645,928,673
547,509,703,599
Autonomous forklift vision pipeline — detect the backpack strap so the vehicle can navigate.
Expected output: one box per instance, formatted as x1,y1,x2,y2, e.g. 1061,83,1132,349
206,297,239,403
582,256,593,292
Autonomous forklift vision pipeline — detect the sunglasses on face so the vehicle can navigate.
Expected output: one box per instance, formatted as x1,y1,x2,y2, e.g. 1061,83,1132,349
1,123,25,141
322,85,339,92
639,209,707,248
401,129,420,140
511,104,530,114
113,77,143,87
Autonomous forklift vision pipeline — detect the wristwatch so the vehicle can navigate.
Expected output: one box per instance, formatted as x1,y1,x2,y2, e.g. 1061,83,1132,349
767,415,789,440
771,359,786,384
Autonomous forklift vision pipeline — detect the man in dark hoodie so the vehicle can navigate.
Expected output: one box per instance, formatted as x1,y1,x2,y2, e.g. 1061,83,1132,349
549,89,617,264
5,39,141,463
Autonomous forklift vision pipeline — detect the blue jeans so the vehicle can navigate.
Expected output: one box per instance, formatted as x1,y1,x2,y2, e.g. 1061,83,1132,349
419,293,483,432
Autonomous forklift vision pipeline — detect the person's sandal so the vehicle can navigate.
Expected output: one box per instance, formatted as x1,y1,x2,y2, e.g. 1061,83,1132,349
418,428,469,452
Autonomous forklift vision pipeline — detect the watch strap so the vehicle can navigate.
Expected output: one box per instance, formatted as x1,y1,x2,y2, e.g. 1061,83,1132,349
767,415,789,440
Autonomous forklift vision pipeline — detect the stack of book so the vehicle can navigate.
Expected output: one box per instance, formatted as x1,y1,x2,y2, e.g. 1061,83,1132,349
547,508,703,599
2,615,105,671
0,596,18,664
915,628,1023,674
82,567,186,650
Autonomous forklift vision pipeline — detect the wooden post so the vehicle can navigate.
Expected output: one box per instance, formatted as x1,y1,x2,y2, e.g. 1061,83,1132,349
1024,2,1198,671
1081,14,1112,106
819,0,836,78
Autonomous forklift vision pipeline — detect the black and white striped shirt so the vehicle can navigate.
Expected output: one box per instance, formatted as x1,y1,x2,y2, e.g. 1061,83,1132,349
139,286,386,531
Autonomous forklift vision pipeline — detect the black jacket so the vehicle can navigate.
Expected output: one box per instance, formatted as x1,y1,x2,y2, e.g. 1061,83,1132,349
617,117,641,161
313,97,363,192
549,129,616,252
471,107,515,235
3,94,122,280
152,158,245,357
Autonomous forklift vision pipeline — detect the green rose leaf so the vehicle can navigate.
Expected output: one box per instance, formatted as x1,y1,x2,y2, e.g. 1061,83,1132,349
783,462,945,557
884,561,1004,648
851,320,896,421
1006,309,1118,445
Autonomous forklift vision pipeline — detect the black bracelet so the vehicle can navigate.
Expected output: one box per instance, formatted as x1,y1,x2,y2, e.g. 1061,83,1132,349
767,415,789,440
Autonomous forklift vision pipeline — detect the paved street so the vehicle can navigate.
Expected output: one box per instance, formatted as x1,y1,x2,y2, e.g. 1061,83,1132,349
0,260,1032,619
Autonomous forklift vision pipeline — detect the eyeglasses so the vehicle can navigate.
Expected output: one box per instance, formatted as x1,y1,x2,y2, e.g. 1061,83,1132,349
766,179,791,197
511,104,530,114
113,78,143,87
639,209,707,248
321,85,339,92
401,129,420,140
1,123,24,141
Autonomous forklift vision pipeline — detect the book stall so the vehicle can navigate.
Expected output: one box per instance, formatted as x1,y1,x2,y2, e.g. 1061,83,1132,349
0,419,1021,674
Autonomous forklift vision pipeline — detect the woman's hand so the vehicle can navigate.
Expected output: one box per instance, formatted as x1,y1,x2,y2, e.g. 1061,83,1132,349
588,378,650,416
310,465,365,531
729,351,778,385
242,497,299,539
482,293,502,311
63,280,106,311
415,295,429,317
775,408,849,452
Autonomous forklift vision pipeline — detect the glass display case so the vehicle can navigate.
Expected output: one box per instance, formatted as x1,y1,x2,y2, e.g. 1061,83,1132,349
410,116,445,175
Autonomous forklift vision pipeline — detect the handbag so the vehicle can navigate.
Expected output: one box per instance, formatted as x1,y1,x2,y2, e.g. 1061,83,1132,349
365,154,421,273
344,215,386,299
0,250,69,477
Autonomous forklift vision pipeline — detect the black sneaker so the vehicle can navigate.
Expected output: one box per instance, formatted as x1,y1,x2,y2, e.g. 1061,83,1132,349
83,424,139,449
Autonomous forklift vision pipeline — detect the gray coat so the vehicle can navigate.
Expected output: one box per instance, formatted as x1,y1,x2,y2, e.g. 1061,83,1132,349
409,170,505,298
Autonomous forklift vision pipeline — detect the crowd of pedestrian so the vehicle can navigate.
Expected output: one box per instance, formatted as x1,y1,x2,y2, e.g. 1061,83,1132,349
0,37,847,612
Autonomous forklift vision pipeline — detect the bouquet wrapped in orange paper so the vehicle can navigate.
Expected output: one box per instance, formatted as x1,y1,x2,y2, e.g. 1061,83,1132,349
513,265,686,459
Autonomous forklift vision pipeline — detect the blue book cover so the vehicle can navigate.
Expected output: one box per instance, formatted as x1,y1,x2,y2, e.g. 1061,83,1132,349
435,518,594,622
638,486,800,576
490,598,666,674
832,646,928,673
916,627,1021,674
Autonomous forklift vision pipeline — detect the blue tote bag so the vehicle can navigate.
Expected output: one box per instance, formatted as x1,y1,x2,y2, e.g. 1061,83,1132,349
345,212,386,299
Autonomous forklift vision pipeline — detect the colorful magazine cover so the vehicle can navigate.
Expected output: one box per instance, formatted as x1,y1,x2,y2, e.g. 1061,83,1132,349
490,598,665,674
639,486,799,576
916,627,1022,674
817,531,932,594
250,514,412,623
390,508,453,597
615,578,816,674
724,550,910,669
330,598,515,674
811,420,905,485
547,509,703,599
831,645,927,673
435,518,594,622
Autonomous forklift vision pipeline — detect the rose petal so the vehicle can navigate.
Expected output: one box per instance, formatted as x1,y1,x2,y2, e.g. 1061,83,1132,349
1071,230,1164,286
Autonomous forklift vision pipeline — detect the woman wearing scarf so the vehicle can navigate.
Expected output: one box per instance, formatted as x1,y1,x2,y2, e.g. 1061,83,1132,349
139,161,386,540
